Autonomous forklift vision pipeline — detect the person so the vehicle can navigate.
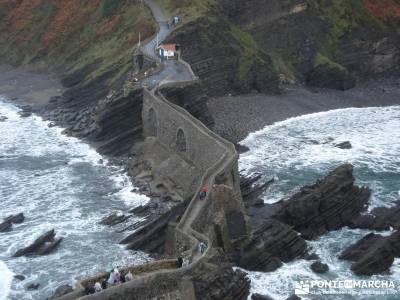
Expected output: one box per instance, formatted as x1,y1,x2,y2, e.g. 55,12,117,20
101,279,107,290
125,271,133,281
120,273,126,283
198,242,207,254
107,271,115,286
94,282,102,293
115,270,121,285
177,256,183,268
182,257,190,267
198,186,208,200
85,286,95,295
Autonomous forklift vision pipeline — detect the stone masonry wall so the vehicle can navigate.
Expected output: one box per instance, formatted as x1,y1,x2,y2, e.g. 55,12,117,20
142,89,226,173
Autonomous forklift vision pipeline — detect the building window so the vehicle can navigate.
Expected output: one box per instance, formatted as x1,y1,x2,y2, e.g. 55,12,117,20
176,129,187,152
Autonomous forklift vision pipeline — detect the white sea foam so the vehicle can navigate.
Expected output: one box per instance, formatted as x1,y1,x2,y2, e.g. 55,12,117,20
0,96,151,299
0,261,13,300
239,106,400,299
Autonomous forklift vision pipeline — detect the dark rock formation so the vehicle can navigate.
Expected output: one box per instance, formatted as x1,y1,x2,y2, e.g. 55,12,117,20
0,115,7,122
26,283,40,290
49,284,74,299
14,275,25,281
307,63,356,90
339,231,400,276
120,201,188,254
273,164,371,239
286,296,301,300
91,88,144,156
5,213,25,224
165,16,281,96
335,141,352,149
349,201,400,231
252,294,274,300
158,81,215,128
0,220,12,232
13,229,62,257
302,252,320,261
310,261,329,273
192,260,250,300
100,213,130,226
240,173,274,208
237,218,306,272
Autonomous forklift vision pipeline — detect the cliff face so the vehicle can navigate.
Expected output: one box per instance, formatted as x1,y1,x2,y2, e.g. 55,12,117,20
161,0,400,94
0,0,156,101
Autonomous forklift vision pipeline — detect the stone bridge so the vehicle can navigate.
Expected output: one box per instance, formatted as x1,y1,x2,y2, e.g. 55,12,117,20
55,1,250,299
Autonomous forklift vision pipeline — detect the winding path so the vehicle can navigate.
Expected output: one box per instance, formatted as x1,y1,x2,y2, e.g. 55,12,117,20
141,0,195,88
58,2,237,299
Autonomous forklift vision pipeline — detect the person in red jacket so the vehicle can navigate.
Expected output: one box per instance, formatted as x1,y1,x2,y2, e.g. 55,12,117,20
198,186,208,200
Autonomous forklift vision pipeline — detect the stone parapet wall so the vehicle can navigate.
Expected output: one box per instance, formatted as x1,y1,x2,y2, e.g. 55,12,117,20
142,88,227,172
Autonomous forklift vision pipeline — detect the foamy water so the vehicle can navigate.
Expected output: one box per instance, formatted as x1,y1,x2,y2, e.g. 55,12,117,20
239,106,400,299
0,97,150,299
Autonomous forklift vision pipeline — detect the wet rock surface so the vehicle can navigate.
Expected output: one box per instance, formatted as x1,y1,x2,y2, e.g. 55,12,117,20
0,213,24,232
340,231,400,276
251,293,275,300
48,284,74,299
272,164,370,239
310,261,329,273
13,229,62,257
334,141,352,149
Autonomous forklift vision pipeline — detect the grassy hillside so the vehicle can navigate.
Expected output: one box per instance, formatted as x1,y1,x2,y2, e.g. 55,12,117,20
0,0,156,89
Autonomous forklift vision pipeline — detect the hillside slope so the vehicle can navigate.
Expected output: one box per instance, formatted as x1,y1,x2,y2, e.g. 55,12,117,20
161,0,400,95
0,0,156,104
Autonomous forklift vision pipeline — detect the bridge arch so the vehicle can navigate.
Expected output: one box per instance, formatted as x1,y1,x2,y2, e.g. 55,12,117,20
148,107,158,137
176,128,187,152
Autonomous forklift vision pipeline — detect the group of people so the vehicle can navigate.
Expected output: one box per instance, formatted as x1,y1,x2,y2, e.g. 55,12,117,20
85,267,134,295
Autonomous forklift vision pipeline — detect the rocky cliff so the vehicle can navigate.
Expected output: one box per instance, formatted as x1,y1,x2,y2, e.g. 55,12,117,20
161,0,400,94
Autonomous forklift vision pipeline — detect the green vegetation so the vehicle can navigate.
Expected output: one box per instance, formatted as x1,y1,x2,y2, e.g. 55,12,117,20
309,0,384,58
270,52,295,81
314,53,345,71
101,0,121,18
230,24,263,80
158,0,216,22
0,1,156,90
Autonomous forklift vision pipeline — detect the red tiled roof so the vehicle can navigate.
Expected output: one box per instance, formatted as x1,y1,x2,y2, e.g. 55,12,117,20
160,44,176,51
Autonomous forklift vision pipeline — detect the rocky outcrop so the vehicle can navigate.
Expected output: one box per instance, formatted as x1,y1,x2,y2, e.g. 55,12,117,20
335,141,352,149
0,213,25,232
13,229,62,257
273,164,371,239
165,16,281,96
91,87,144,156
339,231,400,276
158,81,215,128
307,63,356,90
251,294,274,300
237,218,307,272
49,284,74,300
310,261,329,273
349,201,400,231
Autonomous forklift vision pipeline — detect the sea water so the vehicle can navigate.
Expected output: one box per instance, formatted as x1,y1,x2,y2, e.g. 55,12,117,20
239,106,400,299
0,96,150,299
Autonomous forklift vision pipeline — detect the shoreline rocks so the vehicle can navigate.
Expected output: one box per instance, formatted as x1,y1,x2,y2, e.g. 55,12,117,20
13,229,62,257
339,231,400,276
0,213,25,232
334,141,352,149
272,164,370,239
310,261,329,274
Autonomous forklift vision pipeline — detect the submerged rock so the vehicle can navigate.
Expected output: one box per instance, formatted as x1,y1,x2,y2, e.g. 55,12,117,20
14,275,25,281
252,293,275,300
0,115,7,122
310,261,329,273
0,220,12,232
26,283,40,290
334,141,352,149
273,164,370,239
5,213,25,224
